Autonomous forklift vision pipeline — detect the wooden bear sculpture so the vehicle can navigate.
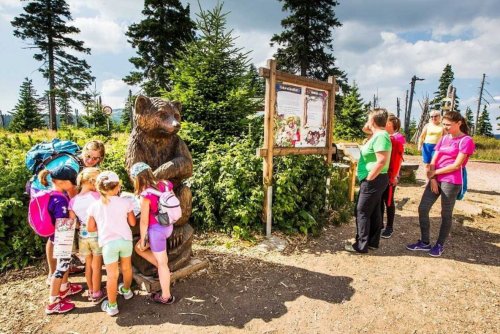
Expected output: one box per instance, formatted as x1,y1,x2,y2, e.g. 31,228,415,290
126,95,193,274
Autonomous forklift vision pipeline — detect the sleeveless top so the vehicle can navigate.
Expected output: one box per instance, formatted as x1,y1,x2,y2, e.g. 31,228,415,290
424,123,444,144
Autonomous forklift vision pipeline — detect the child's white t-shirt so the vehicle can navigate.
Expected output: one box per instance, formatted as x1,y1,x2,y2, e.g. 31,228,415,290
87,196,134,247
69,191,100,238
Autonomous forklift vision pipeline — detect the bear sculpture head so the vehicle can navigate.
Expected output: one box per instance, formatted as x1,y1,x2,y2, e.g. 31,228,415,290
134,95,182,138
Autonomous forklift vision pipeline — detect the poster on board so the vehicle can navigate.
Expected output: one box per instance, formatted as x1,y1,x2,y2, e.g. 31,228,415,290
274,83,328,148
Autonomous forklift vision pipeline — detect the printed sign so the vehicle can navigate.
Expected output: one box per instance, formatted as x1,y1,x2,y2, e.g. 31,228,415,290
53,218,76,258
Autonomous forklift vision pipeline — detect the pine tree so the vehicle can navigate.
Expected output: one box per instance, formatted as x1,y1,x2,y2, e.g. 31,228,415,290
431,64,459,111
408,118,418,139
9,78,46,132
124,0,195,96
334,82,366,140
57,91,73,126
11,0,94,130
476,105,493,137
166,3,258,143
121,90,134,127
465,106,475,134
270,0,347,90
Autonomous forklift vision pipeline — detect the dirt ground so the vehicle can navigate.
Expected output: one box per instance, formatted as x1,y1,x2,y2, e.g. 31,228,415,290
1,158,499,334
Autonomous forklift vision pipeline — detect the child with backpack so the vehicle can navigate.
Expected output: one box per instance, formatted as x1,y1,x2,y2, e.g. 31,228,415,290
131,162,176,305
35,165,83,314
86,171,136,316
381,114,406,239
407,111,475,257
68,168,105,304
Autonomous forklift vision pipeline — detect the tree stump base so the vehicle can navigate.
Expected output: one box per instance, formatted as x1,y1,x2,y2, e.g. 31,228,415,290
133,257,209,293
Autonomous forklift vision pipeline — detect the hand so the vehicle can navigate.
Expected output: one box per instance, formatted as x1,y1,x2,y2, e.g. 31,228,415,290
136,239,149,251
390,179,398,186
418,145,422,151
430,179,439,194
426,170,436,179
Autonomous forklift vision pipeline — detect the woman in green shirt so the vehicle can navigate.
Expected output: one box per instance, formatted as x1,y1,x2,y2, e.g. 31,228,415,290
345,108,392,253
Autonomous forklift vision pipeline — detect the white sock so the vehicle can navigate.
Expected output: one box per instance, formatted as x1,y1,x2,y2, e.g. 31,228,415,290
60,282,69,291
49,295,59,303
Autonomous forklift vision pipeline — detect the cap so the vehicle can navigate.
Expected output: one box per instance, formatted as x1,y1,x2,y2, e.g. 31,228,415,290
96,171,120,185
50,165,78,185
130,162,152,178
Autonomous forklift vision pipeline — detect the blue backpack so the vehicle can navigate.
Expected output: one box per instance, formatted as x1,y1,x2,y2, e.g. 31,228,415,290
25,139,81,194
456,136,469,200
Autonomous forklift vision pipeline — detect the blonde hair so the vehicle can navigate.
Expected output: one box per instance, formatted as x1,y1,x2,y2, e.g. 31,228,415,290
132,168,158,195
82,140,105,159
77,167,100,191
38,169,51,187
96,177,120,205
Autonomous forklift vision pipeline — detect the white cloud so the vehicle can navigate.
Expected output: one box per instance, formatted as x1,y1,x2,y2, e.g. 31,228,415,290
233,29,276,67
68,0,142,22
73,17,128,54
100,78,131,109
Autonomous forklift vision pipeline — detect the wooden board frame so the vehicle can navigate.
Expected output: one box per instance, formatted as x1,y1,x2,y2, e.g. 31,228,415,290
259,59,337,237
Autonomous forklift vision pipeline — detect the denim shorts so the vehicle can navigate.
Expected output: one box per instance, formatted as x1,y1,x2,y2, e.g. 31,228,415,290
79,237,102,256
102,239,133,264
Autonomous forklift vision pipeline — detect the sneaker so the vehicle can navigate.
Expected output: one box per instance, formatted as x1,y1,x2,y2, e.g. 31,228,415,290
90,289,107,305
59,283,83,299
368,245,378,250
429,243,444,257
149,292,175,305
101,300,119,316
406,240,431,251
118,283,134,300
381,229,393,239
45,298,75,315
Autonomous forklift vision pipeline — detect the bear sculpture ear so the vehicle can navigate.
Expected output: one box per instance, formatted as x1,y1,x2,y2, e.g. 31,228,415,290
135,95,150,115
172,101,182,112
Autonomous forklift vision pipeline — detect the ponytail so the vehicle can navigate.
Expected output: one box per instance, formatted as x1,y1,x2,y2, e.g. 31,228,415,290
38,169,50,187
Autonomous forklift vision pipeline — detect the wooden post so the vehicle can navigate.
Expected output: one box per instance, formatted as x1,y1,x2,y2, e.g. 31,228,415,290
263,59,276,238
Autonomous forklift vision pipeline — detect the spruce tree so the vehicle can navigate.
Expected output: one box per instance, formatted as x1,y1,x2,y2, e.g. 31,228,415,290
9,78,46,132
465,106,475,134
334,82,366,140
121,90,134,127
124,0,195,96
57,91,73,126
432,64,459,111
270,0,347,89
408,118,418,139
166,3,258,143
476,105,493,137
11,0,94,130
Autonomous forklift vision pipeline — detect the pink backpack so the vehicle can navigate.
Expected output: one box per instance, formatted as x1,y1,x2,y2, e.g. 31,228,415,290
145,182,182,226
28,190,57,237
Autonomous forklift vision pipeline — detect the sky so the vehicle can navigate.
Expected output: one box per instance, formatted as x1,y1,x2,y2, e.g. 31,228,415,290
0,0,499,133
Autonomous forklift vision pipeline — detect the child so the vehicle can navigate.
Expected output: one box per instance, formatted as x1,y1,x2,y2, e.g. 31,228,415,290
381,114,406,239
87,171,136,316
131,162,175,304
40,165,83,314
68,167,105,304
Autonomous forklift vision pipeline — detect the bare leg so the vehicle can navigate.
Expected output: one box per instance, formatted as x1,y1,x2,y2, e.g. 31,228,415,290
120,257,133,290
105,262,119,304
85,254,93,292
46,240,56,279
92,255,103,293
152,251,171,299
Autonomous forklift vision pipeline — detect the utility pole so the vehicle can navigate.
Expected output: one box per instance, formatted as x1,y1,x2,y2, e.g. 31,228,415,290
405,75,425,140
396,97,401,119
0,109,4,128
475,73,486,135
128,90,134,128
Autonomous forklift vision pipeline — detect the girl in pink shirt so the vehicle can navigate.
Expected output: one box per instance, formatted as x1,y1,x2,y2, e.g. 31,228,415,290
87,171,136,316
407,111,475,257
131,162,175,305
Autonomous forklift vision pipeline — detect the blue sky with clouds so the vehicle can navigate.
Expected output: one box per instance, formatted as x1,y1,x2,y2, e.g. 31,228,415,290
1,0,499,132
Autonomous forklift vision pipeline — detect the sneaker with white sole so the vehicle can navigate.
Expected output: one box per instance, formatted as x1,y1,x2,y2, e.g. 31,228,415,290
429,243,444,257
101,300,119,316
118,283,134,300
59,283,83,299
406,240,432,251
45,298,75,315
381,228,393,239
90,289,107,305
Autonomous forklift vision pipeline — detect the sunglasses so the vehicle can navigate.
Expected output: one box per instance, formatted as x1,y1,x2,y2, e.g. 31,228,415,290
85,155,102,161
430,115,440,119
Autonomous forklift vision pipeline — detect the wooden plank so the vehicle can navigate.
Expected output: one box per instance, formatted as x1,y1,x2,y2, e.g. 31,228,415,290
259,67,336,92
133,258,209,293
325,76,336,165
259,147,330,157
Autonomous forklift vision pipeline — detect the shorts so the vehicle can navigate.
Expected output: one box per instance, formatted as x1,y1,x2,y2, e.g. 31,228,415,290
148,224,173,253
102,239,133,265
422,143,436,164
79,237,102,256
